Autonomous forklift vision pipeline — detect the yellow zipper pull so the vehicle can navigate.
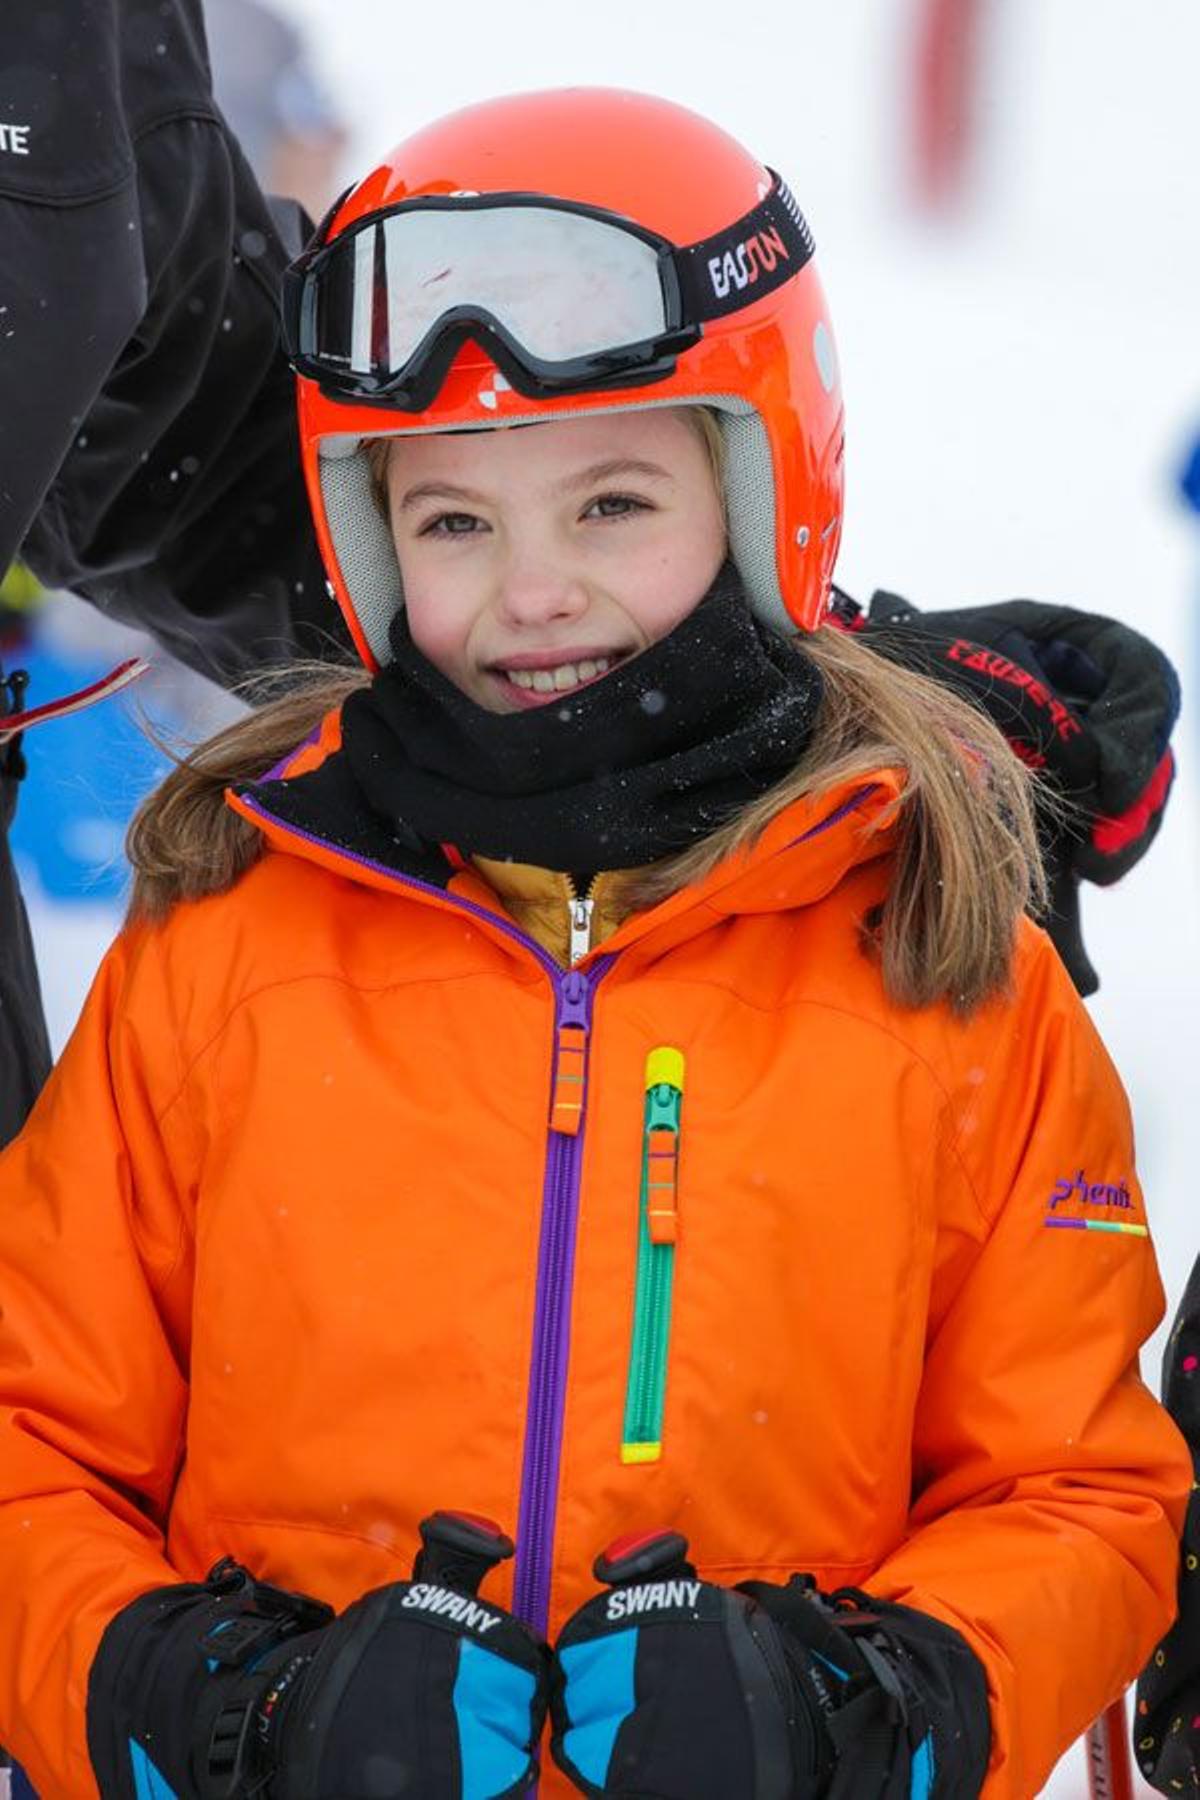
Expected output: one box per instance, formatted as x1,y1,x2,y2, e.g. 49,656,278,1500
644,1047,685,1245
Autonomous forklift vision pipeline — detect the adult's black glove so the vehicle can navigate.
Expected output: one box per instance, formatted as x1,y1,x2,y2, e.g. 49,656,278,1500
834,591,1180,994
87,1510,552,1798
550,1529,990,1798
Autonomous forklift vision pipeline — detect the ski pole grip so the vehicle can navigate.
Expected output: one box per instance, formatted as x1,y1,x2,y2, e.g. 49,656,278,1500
414,1510,515,1595
594,1528,693,1587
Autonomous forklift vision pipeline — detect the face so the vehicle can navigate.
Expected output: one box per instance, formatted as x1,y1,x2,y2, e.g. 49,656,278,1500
382,408,728,712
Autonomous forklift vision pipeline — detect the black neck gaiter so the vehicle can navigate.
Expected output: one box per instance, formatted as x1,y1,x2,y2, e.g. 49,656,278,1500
338,563,824,871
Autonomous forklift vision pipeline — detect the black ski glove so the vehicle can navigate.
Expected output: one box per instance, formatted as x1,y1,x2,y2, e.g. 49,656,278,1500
834,590,1180,995
550,1529,990,1798
87,1511,552,1799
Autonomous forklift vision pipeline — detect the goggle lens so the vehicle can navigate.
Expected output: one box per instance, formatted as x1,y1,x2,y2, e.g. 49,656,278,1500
287,175,814,406
307,205,669,379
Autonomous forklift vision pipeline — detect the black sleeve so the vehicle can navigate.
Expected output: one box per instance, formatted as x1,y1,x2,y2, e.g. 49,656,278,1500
1,0,351,689
1134,1256,1200,1792
0,760,51,1144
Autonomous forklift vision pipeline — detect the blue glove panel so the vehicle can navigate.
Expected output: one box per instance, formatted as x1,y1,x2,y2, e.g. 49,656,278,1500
454,1638,542,1800
556,1630,639,1789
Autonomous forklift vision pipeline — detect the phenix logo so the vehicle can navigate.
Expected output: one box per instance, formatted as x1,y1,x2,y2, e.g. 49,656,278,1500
1044,1168,1146,1237
605,1579,702,1622
707,229,790,302
401,1583,502,1635
1048,1170,1134,1211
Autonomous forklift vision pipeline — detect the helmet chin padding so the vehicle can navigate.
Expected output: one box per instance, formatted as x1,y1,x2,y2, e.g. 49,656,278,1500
316,394,794,669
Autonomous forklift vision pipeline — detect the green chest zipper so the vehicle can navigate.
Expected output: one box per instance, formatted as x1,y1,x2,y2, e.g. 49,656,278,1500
621,1047,685,1464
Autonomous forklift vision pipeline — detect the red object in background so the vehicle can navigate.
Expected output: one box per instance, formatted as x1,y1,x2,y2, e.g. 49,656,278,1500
911,0,987,209
1085,1694,1136,1800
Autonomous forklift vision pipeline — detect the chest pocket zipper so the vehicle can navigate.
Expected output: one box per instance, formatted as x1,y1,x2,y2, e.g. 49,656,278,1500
621,1047,685,1464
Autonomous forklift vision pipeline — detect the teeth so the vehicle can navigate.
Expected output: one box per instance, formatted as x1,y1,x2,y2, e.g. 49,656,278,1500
506,657,612,694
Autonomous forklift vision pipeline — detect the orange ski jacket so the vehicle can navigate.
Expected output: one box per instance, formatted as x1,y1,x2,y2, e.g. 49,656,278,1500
0,750,1187,1798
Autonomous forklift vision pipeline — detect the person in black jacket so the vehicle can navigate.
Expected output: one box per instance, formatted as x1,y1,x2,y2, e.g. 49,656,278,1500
1,0,346,684
0,0,350,1141
1134,1260,1200,1792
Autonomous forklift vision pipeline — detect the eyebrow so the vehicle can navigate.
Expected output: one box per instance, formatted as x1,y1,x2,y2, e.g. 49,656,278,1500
556,458,676,494
396,457,676,513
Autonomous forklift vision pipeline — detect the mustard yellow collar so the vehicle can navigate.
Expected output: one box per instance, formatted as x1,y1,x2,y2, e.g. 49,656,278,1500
471,857,632,967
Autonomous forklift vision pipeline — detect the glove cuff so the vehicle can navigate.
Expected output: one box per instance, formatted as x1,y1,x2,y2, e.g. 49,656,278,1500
741,1579,992,1799
86,1559,332,1800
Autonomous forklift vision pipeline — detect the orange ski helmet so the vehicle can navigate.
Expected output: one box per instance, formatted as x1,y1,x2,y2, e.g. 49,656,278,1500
284,88,844,668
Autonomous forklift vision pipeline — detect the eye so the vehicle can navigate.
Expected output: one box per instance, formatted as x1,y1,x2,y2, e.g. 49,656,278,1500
419,511,485,538
583,493,653,521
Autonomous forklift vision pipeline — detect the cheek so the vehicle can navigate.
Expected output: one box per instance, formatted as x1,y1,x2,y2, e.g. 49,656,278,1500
631,509,727,638
394,557,478,675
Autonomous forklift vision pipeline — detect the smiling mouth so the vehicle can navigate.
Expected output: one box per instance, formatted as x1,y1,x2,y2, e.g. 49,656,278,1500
493,653,631,696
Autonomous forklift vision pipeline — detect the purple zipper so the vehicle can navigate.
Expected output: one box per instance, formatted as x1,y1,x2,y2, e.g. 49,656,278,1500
783,781,880,850
237,789,612,1636
511,961,613,1637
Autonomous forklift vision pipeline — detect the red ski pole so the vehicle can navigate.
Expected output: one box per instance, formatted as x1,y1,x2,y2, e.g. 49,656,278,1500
1085,1693,1136,1800
909,0,987,210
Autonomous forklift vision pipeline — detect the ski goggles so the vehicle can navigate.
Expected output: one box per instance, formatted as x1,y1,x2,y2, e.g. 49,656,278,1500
281,172,815,411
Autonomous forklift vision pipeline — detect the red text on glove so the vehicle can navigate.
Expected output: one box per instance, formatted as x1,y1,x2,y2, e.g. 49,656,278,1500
946,641,1083,744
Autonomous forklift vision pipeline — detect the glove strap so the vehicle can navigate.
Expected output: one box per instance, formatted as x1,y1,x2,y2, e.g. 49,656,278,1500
739,1578,935,1799
190,1561,333,1796
207,1649,314,1799
197,1557,333,1665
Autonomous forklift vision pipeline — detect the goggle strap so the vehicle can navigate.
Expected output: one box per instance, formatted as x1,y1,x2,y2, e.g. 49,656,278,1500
674,173,815,323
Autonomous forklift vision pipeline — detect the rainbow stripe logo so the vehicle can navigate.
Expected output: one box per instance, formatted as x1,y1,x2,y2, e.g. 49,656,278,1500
1044,1169,1147,1237
1044,1217,1148,1237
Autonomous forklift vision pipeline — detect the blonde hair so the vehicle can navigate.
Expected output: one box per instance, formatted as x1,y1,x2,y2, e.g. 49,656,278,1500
127,663,366,914
619,625,1043,1010
127,618,1042,1015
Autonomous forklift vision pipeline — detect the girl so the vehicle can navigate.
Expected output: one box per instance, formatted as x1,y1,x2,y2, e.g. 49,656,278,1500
0,88,1187,1800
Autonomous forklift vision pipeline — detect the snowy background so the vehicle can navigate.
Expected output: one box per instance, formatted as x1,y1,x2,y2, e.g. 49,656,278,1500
14,2,1200,1792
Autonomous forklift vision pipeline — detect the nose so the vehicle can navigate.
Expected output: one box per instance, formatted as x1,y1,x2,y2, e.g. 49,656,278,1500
493,545,589,631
